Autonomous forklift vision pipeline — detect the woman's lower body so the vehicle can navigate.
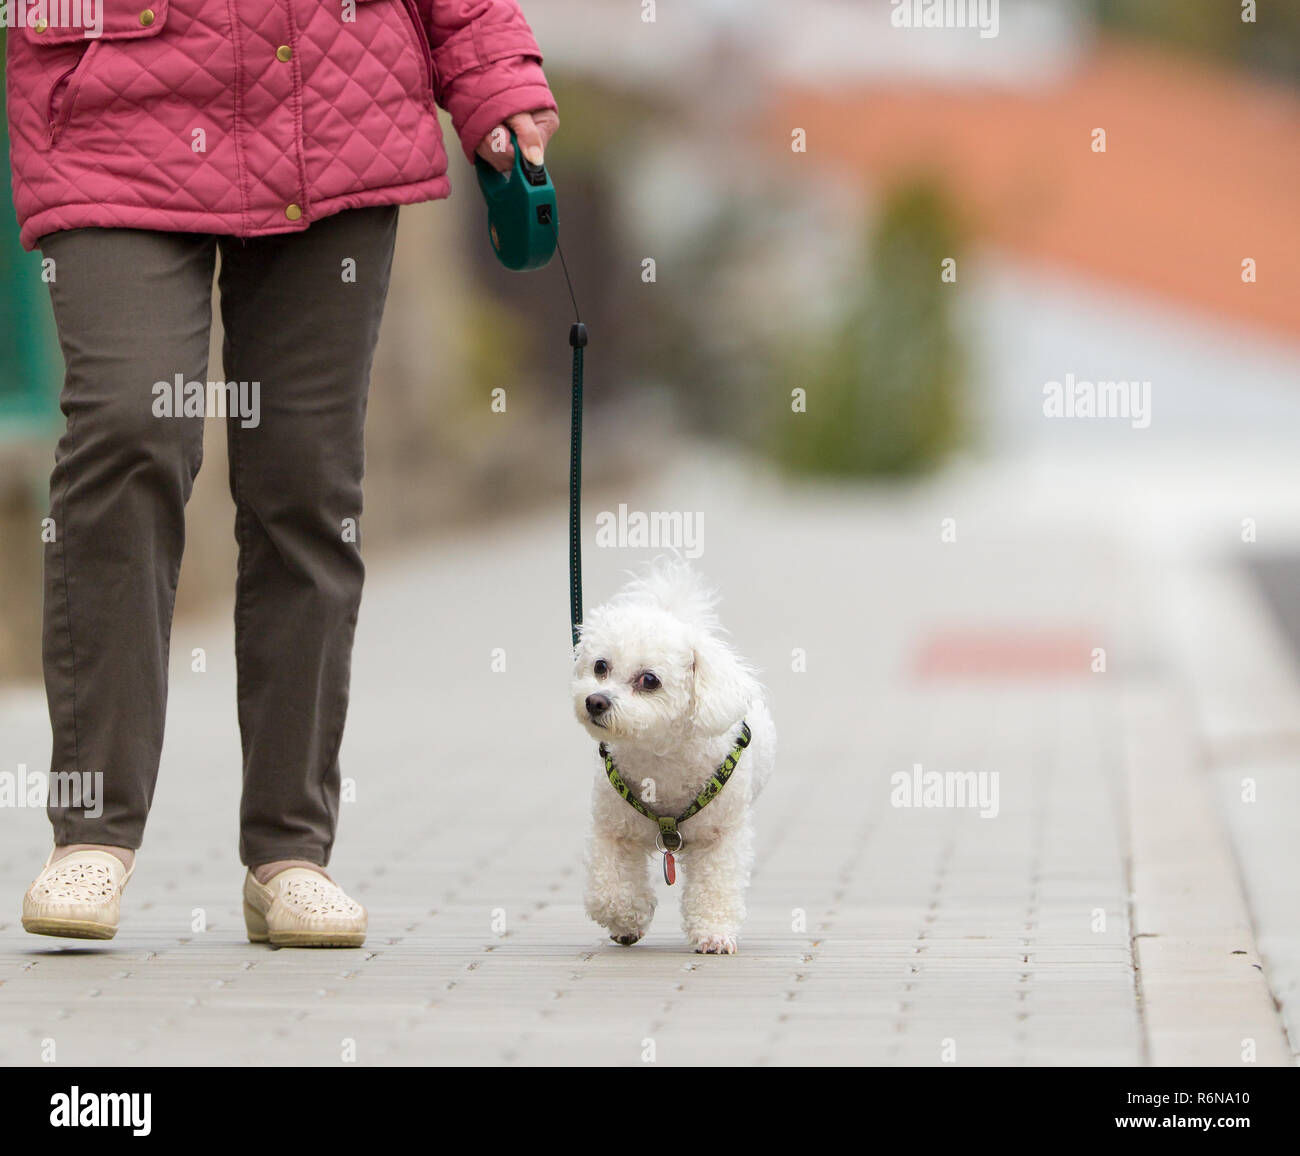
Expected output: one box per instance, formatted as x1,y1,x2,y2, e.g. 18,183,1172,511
23,205,399,944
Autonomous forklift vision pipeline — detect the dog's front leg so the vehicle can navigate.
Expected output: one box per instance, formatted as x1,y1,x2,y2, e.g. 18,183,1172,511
584,831,656,945
681,823,752,954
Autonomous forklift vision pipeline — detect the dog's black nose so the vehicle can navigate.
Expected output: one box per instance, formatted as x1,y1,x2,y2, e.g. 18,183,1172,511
586,693,611,717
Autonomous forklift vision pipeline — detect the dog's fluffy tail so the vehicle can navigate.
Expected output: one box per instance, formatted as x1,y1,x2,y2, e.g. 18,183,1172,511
613,555,721,631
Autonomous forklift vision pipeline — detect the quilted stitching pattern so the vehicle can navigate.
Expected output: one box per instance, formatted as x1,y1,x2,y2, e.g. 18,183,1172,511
5,0,555,250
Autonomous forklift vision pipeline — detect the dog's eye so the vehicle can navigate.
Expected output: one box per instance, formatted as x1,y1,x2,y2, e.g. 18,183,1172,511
636,672,661,691
594,660,609,678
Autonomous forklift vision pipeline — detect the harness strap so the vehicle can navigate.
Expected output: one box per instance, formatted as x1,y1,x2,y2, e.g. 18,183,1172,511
599,722,753,851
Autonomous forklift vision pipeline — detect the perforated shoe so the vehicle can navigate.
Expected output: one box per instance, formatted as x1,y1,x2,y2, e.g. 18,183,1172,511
243,867,366,948
23,850,134,940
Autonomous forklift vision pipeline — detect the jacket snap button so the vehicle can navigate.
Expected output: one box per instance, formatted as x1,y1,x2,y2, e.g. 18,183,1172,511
139,8,155,25
285,203,302,221
276,45,292,62
34,17,48,32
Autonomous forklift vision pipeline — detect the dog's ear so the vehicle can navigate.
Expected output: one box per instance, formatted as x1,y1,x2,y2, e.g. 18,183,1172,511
691,635,760,736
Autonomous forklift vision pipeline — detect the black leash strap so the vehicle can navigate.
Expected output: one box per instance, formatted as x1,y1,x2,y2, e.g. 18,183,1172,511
553,230,585,648
567,318,586,648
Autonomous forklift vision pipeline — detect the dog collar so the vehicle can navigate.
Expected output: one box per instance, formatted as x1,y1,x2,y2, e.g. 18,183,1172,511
598,722,752,885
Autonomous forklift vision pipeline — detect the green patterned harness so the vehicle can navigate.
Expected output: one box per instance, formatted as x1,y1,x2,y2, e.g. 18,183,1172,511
599,722,752,854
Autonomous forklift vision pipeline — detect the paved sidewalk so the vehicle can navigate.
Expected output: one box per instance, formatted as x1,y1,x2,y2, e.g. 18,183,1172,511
0,456,1290,1065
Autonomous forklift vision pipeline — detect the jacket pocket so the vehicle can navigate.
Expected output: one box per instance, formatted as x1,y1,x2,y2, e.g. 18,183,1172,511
45,46,98,143
25,0,172,45
27,1,172,144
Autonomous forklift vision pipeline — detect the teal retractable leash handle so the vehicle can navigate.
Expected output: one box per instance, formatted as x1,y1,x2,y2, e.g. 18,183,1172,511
475,131,587,646
474,129,558,270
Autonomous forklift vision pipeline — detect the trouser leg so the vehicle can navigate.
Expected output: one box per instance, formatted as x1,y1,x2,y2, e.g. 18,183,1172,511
40,227,215,847
216,206,398,867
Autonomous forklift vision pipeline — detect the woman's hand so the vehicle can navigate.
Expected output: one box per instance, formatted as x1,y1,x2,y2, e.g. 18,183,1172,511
476,109,560,172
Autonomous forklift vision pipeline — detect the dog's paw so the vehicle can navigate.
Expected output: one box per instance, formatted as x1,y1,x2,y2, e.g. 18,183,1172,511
693,933,738,955
610,932,642,946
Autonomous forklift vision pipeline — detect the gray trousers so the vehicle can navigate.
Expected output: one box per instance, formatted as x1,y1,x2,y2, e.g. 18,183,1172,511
39,206,399,867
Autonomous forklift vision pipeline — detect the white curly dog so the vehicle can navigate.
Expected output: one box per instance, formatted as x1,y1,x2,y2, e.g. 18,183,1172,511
572,560,775,954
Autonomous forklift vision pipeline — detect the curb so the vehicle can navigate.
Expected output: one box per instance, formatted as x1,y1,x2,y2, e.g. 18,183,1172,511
1123,559,1295,1066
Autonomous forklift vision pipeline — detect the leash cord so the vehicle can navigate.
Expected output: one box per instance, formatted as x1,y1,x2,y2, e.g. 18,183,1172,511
555,230,582,324
554,229,586,649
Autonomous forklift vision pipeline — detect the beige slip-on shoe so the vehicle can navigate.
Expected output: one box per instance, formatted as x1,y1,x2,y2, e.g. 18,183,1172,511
243,867,366,948
22,850,134,940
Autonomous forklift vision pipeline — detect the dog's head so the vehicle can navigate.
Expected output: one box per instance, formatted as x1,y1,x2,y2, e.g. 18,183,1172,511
571,560,760,746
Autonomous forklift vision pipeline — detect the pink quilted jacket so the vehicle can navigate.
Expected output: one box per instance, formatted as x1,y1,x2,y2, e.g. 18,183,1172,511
5,0,556,250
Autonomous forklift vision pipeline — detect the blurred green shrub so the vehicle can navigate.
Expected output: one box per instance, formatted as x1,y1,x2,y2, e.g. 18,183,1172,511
1093,0,1300,83
770,180,967,478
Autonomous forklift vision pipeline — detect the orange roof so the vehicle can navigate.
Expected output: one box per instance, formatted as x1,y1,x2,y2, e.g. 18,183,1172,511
774,39,1300,340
